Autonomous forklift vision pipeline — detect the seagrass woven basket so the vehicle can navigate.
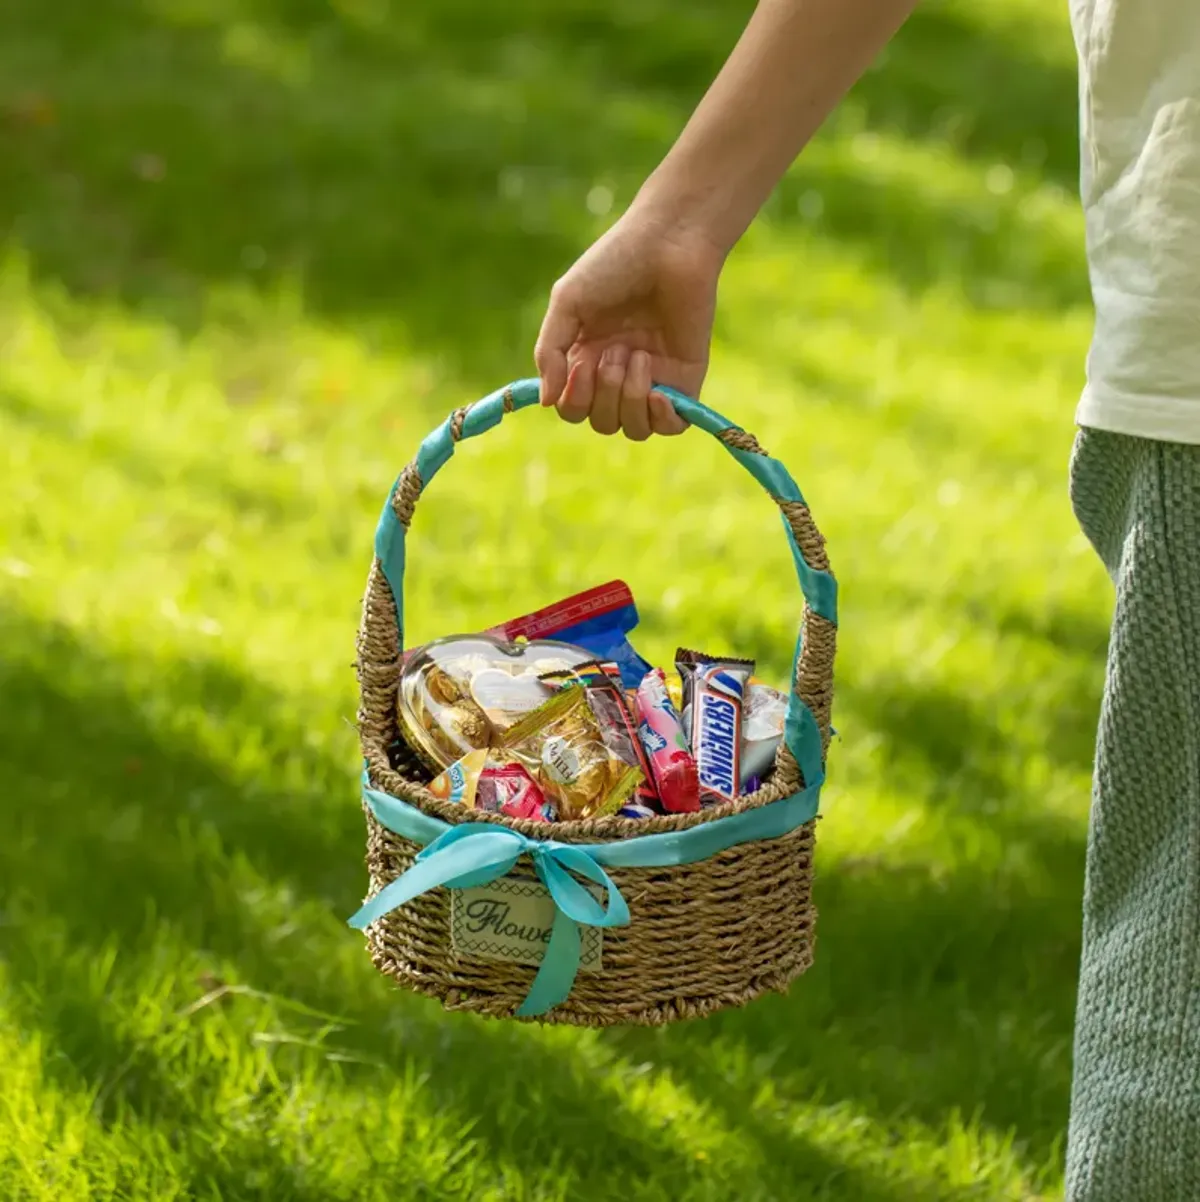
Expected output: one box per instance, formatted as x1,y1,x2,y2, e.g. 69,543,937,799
352,378,837,1026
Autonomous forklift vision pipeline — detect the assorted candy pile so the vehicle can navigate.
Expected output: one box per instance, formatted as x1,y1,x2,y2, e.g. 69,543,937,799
390,581,788,824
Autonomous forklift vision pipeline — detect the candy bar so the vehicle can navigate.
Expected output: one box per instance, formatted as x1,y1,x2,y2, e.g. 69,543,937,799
487,581,653,689
676,650,754,807
634,668,700,812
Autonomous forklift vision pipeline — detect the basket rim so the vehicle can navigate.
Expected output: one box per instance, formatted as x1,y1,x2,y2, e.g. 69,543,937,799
361,687,818,846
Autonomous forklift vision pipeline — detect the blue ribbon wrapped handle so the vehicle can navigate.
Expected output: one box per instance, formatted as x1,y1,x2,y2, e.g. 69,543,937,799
353,378,835,1017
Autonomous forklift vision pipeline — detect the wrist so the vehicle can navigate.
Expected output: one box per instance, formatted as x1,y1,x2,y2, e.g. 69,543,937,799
626,177,740,264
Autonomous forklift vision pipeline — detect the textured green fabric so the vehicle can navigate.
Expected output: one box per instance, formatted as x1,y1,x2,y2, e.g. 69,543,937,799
1066,429,1200,1200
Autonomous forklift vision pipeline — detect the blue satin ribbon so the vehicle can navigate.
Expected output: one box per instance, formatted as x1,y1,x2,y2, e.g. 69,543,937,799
349,770,823,1017
359,378,835,1016
379,380,837,628
374,377,838,794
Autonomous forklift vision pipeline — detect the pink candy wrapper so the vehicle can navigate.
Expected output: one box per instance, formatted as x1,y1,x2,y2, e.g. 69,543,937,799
634,669,700,813
477,762,557,823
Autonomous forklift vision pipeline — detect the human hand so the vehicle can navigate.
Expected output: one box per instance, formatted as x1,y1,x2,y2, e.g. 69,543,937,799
534,206,724,439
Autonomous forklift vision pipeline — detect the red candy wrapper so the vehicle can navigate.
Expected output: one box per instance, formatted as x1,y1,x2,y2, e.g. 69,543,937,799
677,650,754,807
477,762,556,822
634,668,700,812
485,580,653,689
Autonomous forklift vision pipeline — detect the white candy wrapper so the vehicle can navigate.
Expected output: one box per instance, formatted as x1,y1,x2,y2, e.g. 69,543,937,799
740,683,788,787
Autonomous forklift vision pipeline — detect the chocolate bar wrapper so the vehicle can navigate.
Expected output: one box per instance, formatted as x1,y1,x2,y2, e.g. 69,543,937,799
486,580,653,688
676,650,755,806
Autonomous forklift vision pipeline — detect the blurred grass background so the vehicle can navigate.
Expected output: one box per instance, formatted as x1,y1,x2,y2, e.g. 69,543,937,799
0,0,1104,1198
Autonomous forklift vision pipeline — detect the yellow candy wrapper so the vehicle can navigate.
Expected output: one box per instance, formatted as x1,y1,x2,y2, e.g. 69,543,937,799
427,748,489,807
664,669,684,715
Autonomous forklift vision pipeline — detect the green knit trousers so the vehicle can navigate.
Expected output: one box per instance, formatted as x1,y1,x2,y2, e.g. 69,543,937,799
1066,429,1200,1200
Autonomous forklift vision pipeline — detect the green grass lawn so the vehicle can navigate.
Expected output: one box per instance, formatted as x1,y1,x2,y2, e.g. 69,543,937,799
0,1,1105,1198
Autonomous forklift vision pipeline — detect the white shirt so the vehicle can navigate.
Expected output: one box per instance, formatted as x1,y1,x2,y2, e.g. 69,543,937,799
1070,0,1200,443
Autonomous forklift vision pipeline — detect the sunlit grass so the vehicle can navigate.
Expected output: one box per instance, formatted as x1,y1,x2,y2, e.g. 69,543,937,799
0,0,1098,1197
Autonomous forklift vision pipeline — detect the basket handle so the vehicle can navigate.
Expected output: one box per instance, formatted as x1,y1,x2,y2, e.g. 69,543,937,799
371,378,837,793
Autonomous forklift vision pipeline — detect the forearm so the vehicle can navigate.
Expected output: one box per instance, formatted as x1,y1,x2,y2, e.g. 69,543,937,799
636,0,918,255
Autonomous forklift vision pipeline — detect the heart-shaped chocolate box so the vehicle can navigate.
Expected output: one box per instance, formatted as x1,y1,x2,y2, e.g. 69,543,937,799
397,635,593,770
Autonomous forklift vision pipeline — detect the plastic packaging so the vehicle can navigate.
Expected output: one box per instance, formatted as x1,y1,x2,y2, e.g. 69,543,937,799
396,635,593,769
634,668,700,812
477,761,556,822
488,580,652,689
741,683,788,788
540,660,659,807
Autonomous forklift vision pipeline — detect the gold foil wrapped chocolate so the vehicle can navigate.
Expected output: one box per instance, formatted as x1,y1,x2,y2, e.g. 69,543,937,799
425,666,464,706
500,685,642,820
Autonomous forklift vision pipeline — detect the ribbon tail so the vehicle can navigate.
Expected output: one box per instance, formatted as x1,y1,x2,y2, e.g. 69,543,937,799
347,831,520,930
515,907,582,1018
348,871,432,931
540,847,630,928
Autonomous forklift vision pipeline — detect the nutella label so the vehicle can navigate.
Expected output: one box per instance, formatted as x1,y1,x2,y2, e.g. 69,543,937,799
542,736,580,785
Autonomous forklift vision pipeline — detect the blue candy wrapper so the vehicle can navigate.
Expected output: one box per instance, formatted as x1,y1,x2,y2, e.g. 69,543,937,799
618,800,657,820
488,580,652,689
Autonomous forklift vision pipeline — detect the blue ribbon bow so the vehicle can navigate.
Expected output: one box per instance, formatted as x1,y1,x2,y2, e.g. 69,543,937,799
349,770,824,1017
348,821,630,1017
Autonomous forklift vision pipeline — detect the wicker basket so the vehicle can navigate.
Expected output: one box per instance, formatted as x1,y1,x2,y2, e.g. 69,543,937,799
352,379,837,1026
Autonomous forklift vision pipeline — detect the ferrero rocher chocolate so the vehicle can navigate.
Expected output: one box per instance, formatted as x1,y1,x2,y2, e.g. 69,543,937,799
499,685,642,820
396,635,594,770
443,701,490,747
425,666,464,706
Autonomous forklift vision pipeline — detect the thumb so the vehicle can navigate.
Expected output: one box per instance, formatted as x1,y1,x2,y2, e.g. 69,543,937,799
534,284,580,407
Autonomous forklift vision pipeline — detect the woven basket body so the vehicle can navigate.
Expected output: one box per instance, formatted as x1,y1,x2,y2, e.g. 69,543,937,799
355,380,836,1026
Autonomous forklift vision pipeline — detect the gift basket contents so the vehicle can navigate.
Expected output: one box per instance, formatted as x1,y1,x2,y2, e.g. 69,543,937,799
389,580,791,826
352,378,836,1027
